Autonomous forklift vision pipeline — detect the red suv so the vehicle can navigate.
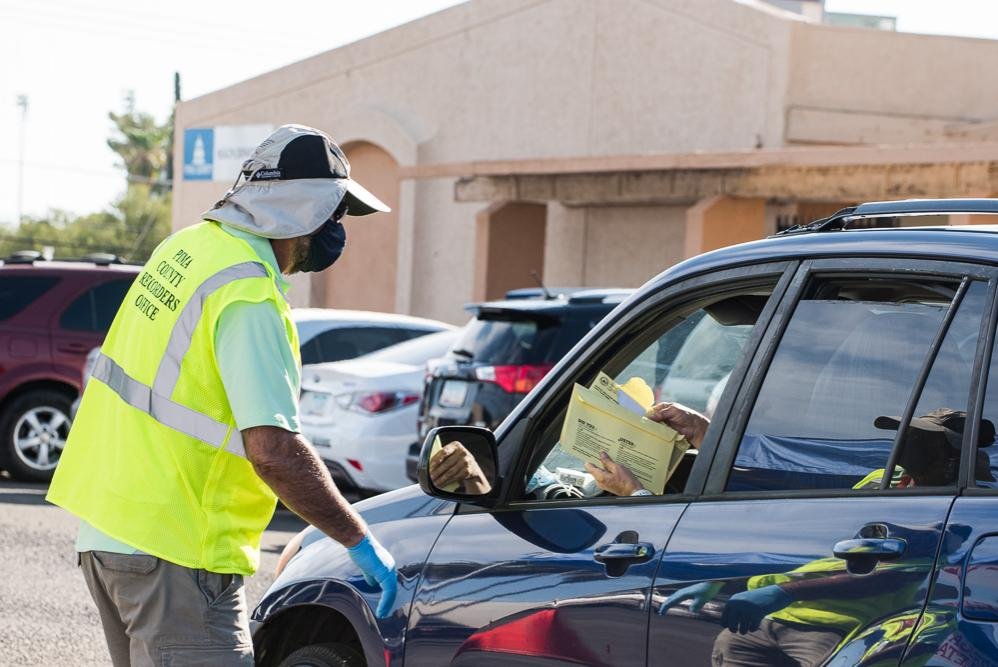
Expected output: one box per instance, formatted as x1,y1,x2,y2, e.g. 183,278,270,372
0,254,139,481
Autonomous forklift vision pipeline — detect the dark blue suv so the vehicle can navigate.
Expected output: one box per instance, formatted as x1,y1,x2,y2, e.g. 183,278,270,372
252,200,998,667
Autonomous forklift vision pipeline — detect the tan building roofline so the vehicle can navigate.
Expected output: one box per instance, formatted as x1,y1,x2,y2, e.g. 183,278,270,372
399,142,998,180
414,142,998,205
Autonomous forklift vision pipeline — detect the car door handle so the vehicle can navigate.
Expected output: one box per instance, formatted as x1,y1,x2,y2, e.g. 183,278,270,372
833,537,906,559
833,537,907,575
594,531,655,577
57,342,91,354
594,542,655,562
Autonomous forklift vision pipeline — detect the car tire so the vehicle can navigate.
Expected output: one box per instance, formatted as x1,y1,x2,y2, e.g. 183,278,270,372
0,389,74,482
277,642,364,667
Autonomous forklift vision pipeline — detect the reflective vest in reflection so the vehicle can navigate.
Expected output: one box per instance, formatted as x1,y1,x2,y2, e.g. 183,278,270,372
745,470,922,636
47,221,299,575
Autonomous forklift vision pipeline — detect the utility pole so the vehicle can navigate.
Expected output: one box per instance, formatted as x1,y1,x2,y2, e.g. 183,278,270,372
15,94,28,225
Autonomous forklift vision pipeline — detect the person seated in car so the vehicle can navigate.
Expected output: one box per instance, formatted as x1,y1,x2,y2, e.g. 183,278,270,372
586,401,711,496
854,407,995,489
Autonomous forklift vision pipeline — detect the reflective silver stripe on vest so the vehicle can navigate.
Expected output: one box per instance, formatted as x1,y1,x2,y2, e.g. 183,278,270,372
152,262,269,398
91,353,242,456
226,428,247,459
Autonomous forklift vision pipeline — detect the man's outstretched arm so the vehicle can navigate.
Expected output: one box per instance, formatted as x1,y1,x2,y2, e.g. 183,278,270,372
243,426,397,617
243,425,365,546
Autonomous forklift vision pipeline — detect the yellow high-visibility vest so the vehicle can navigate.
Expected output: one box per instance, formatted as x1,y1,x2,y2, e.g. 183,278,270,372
47,221,299,575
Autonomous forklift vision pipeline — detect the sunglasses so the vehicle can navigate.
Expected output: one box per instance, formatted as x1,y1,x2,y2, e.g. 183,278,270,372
311,202,349,237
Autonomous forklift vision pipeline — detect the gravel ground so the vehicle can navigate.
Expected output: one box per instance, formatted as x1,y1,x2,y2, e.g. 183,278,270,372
0,475,308,666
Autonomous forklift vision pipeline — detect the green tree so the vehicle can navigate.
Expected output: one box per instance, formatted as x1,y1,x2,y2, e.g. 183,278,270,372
0,91,173,262
107,91,171,194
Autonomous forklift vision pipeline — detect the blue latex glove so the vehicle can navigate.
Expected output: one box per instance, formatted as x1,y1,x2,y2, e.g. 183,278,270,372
347,532,397,618
658,581,724,615
720,584,793,634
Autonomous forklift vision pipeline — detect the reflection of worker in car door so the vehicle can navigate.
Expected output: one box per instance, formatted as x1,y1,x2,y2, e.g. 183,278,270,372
586,401,710,496
682,410,991,666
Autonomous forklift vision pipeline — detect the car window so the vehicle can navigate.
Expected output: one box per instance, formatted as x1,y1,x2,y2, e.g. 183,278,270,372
302,326,413,365
452,314,560,364
93,280,133,332
727,276,983,493
363,330,458,365
0,275,60,320
545,308,616,360
521,285,776,501
59,279,133,332
974,298,998,489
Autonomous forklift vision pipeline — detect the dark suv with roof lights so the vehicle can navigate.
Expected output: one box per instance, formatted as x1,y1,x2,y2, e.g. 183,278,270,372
254,199,998,667
0,255,139,481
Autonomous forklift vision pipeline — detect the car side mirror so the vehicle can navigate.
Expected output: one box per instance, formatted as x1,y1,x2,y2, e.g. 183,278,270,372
417,426,499,505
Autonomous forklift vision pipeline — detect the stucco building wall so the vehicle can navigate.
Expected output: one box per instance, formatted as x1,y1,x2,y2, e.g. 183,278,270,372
173,0,998,324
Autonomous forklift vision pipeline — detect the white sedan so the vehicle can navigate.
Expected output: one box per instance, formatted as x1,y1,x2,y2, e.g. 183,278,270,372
300,329,461,495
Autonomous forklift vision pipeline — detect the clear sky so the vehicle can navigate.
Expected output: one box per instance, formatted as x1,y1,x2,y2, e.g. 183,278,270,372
1,0,996,225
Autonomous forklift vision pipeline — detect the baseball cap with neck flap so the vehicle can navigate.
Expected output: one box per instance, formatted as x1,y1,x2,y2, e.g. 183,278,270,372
874,408,996,482
203,124,390,240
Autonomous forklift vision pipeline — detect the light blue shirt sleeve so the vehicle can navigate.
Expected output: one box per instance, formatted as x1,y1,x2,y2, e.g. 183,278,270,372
215,300,301,433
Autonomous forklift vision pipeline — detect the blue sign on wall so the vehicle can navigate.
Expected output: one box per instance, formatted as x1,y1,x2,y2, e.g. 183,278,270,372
183,128,214,180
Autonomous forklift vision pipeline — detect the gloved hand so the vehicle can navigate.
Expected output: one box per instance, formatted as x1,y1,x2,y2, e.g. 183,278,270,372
347,532,397,618
658,581,723,615
720,584,793,634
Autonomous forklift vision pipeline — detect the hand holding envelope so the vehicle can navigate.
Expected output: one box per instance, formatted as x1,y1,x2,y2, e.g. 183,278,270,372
558,372,689,494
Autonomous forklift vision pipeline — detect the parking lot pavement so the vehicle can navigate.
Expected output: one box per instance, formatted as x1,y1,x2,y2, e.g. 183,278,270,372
0,475,307,666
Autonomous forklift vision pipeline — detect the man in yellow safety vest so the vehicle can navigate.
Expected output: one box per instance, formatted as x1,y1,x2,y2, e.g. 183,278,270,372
47,124,397,666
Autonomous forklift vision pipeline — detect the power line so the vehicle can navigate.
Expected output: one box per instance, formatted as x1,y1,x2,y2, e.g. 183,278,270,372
0,0,329,45
0,5,329,58
0,158,172,187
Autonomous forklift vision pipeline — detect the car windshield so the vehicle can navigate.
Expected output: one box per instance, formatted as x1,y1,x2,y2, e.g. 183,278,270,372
363,329,459,365
453,313,559,364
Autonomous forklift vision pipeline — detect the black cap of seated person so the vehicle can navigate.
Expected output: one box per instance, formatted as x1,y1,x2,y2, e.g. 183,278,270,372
204,124,389,273
874,408,996,484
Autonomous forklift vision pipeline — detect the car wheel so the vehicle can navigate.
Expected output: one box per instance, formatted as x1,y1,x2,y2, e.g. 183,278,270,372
0,389,74,482
277,642,364,667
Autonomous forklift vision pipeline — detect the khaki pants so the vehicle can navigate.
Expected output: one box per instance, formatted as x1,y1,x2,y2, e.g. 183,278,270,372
711,618,844,667
80,551,253,667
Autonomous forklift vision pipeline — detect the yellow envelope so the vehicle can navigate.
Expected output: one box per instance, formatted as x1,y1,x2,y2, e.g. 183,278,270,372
559,382,682,493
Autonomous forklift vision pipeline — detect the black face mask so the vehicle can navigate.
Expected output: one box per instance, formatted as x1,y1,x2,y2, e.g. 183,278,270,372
300,218,347,273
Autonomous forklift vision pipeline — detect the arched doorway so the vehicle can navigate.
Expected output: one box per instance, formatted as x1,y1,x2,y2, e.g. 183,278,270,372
321,141,400,312
474,202,547,301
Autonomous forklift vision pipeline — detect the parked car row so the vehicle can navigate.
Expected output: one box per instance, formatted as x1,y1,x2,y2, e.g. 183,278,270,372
0,251,453,482
1,244,620,494
254,199,998,667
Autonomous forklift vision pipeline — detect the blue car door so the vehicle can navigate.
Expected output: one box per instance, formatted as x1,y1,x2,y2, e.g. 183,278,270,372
903,292,998,664
651,259,996,666
404,263,794,666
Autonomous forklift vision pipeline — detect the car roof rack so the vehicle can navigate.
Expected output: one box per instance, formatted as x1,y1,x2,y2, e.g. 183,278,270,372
82,252,122,266
4,250,43,264
775,198,998,236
